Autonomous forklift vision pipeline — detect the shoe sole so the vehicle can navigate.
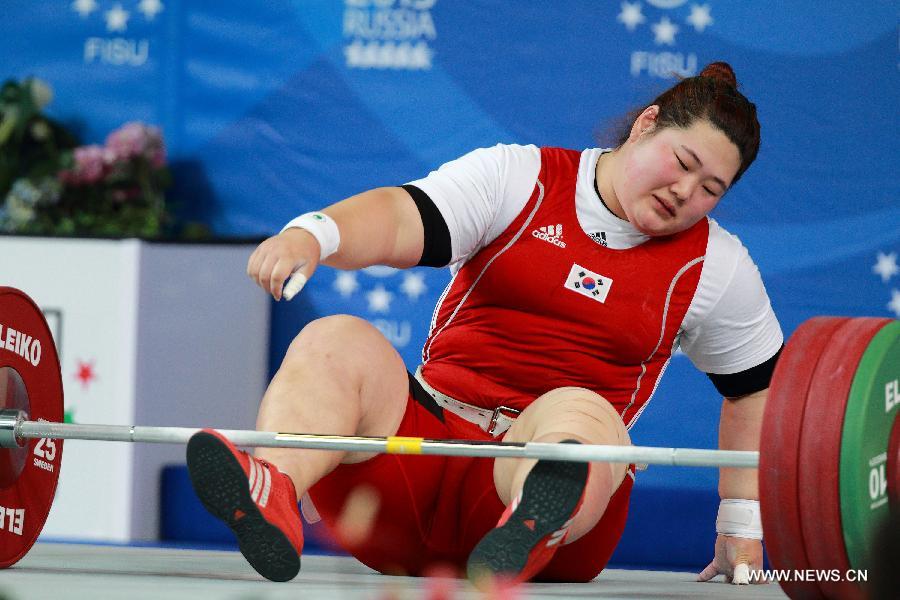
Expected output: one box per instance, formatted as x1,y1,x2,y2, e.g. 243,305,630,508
466,455,588,582
186,431,301,582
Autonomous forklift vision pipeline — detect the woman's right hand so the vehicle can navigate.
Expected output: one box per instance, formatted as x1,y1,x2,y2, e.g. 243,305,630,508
247,228,321,301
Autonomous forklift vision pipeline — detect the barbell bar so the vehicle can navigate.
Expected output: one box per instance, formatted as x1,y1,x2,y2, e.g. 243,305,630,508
0,408,759,467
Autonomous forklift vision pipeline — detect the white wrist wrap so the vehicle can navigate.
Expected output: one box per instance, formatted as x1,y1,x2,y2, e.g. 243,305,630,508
716,499,763,540
281,212,340,261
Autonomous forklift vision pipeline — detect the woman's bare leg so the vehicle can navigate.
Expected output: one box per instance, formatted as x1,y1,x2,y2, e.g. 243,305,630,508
493,388,631,542
254,315,410,498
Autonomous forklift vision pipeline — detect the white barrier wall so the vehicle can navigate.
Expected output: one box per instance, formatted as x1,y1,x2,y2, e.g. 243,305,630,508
0,236,270,542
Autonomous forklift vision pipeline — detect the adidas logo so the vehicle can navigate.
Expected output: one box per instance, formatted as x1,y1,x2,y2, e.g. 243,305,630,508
589,231,608,247
532,224,566,248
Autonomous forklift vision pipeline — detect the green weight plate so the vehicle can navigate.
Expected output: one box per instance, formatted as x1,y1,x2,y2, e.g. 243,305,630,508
840,320,900,571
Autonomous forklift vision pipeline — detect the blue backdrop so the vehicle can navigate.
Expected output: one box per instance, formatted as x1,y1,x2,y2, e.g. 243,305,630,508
5,0,899,569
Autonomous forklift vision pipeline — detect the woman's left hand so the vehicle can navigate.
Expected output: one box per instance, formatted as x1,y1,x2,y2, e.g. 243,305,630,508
697,534,765,584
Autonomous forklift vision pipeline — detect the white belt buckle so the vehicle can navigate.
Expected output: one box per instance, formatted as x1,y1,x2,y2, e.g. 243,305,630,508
488,405,520,436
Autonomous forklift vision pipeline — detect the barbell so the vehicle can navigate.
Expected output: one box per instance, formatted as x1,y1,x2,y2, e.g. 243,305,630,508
0,286,897,599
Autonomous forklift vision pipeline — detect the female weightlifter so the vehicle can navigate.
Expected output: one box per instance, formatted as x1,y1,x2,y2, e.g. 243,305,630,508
186,61,781,586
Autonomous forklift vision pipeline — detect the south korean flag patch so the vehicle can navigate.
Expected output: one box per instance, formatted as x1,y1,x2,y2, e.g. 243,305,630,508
564,263,613,304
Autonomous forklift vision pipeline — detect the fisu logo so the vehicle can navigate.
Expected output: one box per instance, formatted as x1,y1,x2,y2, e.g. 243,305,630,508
72,0,165,67
616,0,715,79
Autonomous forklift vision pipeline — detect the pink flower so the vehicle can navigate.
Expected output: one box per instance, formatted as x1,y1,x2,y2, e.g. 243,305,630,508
106,122,147,160
72,145,113,184
106,122,166,165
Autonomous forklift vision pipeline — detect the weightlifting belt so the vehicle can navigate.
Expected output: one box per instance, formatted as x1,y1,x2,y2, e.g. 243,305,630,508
413,366,519,437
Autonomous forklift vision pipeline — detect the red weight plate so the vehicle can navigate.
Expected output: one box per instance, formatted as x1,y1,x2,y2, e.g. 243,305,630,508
0,287,64,568
889,414,899,510
798,317,890,600
761,317,848,600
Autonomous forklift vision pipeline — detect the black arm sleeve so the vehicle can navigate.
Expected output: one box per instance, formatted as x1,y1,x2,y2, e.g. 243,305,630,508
401,184,452,268
706,346,783,398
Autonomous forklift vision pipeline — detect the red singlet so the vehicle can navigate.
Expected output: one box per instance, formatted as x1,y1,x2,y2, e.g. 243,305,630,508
308,147,708,578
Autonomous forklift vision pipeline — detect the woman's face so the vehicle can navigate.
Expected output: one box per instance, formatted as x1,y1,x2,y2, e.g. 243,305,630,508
614,112,741,237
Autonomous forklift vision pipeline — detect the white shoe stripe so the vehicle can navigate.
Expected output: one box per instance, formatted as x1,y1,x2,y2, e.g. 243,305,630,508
259,465,272,508
250,459,263,503
546,526,569,547
248,459,258,500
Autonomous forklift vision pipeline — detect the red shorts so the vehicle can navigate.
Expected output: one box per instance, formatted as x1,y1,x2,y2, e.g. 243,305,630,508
307,377,634,581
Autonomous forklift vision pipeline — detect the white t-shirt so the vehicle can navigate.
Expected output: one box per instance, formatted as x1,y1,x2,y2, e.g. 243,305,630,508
407,144,783,376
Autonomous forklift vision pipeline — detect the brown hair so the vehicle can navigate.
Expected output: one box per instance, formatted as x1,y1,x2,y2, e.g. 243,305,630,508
614,62,760,185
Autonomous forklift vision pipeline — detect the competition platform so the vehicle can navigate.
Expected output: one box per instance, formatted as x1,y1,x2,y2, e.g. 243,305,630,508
10,543,789,599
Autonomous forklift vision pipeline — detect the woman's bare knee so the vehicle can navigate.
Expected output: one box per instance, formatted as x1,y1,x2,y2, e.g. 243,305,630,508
264,314,409,463
286,315,374,358
499,388,632,541
495,387,631,508
507,387,630,448
282,316,399,384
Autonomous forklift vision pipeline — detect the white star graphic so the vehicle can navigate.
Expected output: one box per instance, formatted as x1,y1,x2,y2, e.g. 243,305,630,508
686,4,713,32
392,43,411,69
400,272,427,301
617,1,646,32
410,41,433,70
138,0,165,20
377,42,396,69
105,3,130,32
344,41,364,68
364,42,381,68
652,16,679,45
366,285,393,314
72,0,98,18
888,289,900,318
333,272,359,298
873,251,899,283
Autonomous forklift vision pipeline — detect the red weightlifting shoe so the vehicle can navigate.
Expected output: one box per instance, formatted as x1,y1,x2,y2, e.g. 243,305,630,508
186,428,303,581
466,441,588,584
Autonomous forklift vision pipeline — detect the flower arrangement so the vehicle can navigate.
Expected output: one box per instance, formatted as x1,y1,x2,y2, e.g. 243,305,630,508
0,77,172,238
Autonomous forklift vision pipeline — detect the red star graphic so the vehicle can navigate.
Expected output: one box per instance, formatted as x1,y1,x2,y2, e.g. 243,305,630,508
74,360,97,390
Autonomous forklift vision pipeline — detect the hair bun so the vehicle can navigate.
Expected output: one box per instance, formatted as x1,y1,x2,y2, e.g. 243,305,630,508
699,62,737,88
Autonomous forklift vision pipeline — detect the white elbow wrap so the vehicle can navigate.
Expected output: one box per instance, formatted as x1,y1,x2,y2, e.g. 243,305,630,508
716,499,763,540
281,212,340,261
